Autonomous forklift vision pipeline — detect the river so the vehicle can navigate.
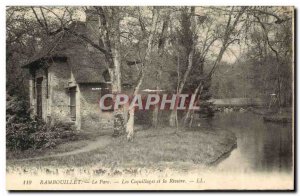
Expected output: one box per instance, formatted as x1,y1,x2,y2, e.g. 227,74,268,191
206,111,293,173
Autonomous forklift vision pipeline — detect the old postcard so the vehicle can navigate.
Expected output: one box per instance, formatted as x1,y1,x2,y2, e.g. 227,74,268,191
6,6,294,190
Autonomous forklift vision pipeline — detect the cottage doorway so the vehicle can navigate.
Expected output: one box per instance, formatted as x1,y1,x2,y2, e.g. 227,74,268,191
36,77,43,118
69,87,76,121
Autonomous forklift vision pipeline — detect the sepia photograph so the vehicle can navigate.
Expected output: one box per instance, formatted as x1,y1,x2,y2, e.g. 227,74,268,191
5,5,294,190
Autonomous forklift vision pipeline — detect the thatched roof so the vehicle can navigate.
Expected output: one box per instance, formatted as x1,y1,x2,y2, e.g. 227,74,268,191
21,21,143,85
21,22,109,84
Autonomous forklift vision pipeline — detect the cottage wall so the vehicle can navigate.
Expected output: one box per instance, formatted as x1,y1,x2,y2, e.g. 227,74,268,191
29,78,35,114
25,20,118,132
79,83,113,132
28,60,138,134
48,61,73,124
28,60,118,133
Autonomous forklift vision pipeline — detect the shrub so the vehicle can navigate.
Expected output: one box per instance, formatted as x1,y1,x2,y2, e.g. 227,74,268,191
6,94,80,151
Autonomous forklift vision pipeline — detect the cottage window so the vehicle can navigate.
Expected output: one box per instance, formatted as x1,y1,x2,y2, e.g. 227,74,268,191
69,87,76,121
33,77,36,98
44,68,49,98
102,70,110,82
30,69,36,98
36,77,43,118
101,84,113,112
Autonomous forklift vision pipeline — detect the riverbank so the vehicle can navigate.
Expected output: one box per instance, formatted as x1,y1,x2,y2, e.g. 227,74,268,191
7,127,237,173
248,107,293,123
210,112,293,173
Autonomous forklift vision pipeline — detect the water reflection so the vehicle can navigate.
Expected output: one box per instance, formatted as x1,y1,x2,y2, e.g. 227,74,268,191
207,112,293,173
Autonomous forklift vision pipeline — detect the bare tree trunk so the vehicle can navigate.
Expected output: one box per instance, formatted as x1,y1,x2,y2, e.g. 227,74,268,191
152,90,159,128
255,14,284,112
102,7,125,137
126,74,143,141
169,7,196,127
126,8,159,141
152,12,170,128
111,47,125,136
183,82,203,126
181,8,246,128
126,108,135,140
277,73,282,113
169,47,194,126
169,109,177,127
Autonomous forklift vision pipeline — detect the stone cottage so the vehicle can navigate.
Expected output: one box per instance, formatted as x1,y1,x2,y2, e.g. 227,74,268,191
22,11,137,131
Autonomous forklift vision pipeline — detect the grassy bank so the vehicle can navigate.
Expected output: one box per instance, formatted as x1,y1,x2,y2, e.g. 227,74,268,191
7,127,237,172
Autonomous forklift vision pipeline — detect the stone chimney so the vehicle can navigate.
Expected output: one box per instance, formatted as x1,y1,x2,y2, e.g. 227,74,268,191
85,9,99,44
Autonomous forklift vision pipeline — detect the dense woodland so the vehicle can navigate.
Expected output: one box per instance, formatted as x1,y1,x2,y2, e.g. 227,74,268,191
6,6,293,144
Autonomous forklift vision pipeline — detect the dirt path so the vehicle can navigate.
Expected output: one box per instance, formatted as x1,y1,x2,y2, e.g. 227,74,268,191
12,135,112,162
